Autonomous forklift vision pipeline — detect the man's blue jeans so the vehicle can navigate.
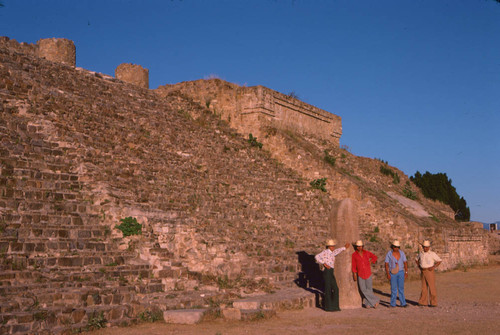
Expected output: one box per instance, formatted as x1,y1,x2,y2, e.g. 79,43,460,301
390,270,406,307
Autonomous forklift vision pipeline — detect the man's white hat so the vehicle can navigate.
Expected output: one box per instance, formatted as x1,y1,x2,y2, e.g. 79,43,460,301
422,240,431,247
326,239,337,247
392,240,401,247
355,240,364,247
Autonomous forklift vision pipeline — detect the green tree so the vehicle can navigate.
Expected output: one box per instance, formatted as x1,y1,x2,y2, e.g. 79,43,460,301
410,171,470,221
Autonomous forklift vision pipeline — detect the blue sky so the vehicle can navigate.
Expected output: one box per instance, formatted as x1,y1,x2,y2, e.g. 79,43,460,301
1,0,499,223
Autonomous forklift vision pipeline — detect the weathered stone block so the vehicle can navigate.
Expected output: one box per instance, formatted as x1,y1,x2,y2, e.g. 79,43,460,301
163,309,206,324
222,307,241,320
232,301,260,310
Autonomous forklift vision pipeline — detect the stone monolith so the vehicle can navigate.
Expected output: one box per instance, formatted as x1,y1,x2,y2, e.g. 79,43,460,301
329,198,362,309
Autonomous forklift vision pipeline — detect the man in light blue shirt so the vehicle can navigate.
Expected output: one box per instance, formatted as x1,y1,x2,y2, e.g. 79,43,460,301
384,240,408,307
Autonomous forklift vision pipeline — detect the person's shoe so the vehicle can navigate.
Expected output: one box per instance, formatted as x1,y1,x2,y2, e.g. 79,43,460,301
389,305,396,308
401,304,409,308
374,302,379,309
430,305,438,308
418,304,427,307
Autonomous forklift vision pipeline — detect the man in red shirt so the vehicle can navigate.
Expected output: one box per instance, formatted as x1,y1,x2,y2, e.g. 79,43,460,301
352,240,380,308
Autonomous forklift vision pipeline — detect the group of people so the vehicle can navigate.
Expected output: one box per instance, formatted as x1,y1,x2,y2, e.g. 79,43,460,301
314,239,442,311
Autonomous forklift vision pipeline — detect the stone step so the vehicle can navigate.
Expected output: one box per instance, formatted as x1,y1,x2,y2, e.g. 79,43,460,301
31,256,131,268
0,251,158,272
0,303,136,335
0,214,101,226
13,226,111,239
157,287,314,324
232,287,316,311
0,273,164,297
163,308,206,324
2,240,116,254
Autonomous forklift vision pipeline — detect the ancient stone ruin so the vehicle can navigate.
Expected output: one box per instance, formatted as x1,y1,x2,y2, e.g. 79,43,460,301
115,63,149,89
37,38,76,67
0,36,494,334
156,79,342,146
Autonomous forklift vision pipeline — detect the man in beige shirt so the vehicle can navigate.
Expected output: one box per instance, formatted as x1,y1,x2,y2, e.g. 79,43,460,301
415,240,442,307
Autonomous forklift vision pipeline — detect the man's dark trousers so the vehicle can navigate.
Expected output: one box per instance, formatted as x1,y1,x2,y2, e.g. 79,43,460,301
323,268,340,311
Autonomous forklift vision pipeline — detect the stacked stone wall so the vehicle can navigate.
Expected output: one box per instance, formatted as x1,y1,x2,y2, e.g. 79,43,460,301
0,37,37,57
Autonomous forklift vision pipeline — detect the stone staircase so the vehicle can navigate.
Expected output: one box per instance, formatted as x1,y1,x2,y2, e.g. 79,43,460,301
162,287,317,324
1,38,332,333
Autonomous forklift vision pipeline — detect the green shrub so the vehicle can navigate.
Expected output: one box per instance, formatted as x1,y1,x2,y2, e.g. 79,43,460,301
216,275,233,289
324,150,336,166
205,98,212,108
403,181,417,200
310,178,327,192
138,309,163,323
429,214,440,222
87,311,106,330
115,217,142,237
380,165,400,184
248,134,263,149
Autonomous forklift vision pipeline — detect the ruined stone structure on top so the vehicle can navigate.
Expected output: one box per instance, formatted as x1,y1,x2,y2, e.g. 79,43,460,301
37,38,76,67
115,63,149,89
0,37,76,67
156,79,343,146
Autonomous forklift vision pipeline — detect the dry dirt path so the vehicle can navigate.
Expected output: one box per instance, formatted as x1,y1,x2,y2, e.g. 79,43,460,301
90,264,500,335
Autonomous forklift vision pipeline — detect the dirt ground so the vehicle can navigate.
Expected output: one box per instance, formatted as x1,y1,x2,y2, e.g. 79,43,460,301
90,260,500,335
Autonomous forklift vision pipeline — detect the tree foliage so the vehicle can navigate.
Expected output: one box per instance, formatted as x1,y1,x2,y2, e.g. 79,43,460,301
410,171,470,221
